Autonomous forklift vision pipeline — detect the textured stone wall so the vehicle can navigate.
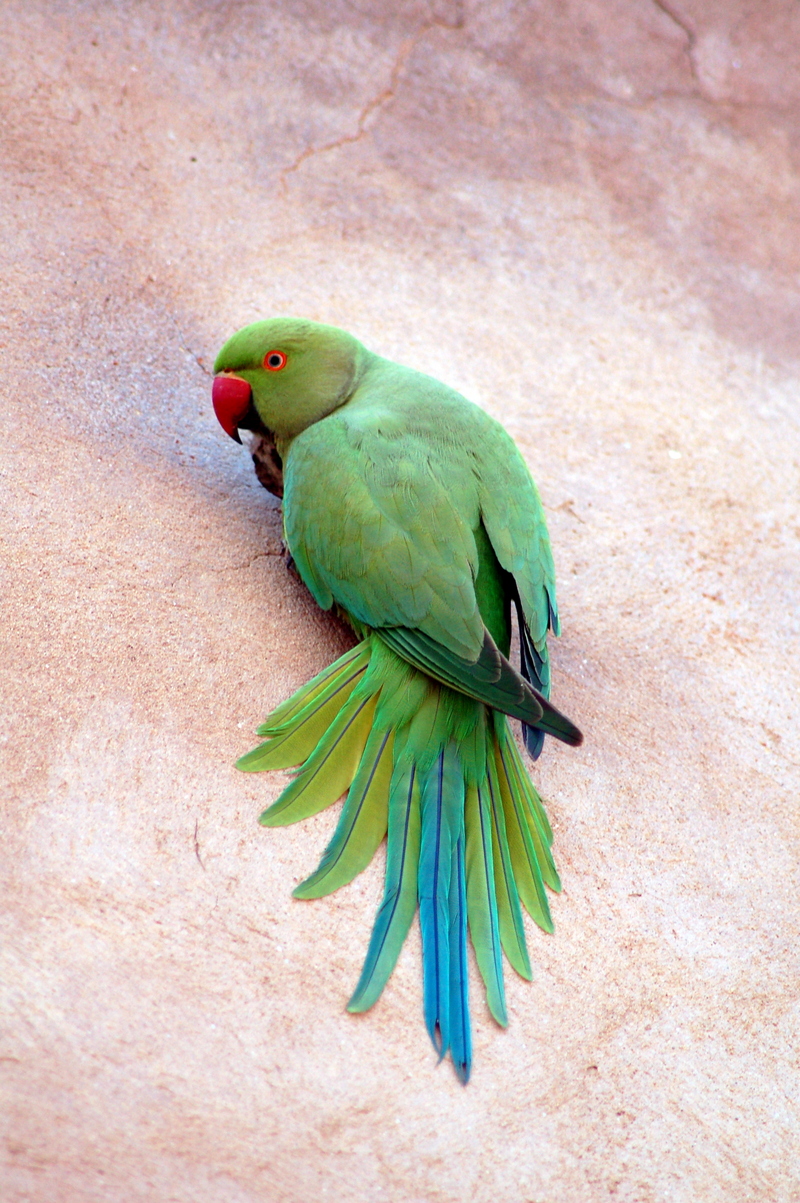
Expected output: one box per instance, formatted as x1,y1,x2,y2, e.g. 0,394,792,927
2,2,799,1200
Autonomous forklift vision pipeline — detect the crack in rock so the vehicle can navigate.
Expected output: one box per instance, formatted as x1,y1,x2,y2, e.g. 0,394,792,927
193,818,206,871
652,0,699,85
166,309,213,378
279,7,464,187
167,551,284,591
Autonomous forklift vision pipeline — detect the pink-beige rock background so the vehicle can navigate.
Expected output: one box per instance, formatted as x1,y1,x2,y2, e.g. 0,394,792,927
2,1,799,1199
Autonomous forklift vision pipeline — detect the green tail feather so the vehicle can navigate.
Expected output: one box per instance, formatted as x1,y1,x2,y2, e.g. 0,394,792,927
464,783,507,1026
294,727,393,898
257,692,377,825
503,730,560,892
239,652,369,772
348,757,421,1012
494,727,553,933
257,643,370,736
241,632,564,1080
484,761,532,980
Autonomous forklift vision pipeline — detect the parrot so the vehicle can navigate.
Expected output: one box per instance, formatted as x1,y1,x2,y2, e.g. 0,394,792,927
211,317,582,1083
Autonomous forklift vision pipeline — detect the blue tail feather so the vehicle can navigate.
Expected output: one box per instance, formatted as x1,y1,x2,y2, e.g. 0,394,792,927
448,832,472,1083
419,750,452,1056
418,745,471,1073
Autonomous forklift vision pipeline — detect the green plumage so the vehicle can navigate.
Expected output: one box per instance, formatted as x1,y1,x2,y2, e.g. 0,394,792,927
212,317,582,1083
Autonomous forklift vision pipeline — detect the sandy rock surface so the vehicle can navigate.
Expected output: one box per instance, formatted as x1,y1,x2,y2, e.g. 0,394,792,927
2,2,799,1200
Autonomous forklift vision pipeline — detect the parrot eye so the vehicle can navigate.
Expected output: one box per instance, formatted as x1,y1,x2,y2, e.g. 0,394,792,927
264,350,287,371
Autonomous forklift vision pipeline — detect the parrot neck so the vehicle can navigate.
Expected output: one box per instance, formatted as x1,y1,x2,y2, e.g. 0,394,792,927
275,344,379,457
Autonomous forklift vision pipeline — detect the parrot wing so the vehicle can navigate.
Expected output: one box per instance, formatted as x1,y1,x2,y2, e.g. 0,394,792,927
476,421,559,659
282,403,580,747
378,627,580,746
473,420,562,755
283,408,486,662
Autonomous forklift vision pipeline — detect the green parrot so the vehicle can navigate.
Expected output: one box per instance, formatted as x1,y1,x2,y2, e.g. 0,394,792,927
211,318,581,1083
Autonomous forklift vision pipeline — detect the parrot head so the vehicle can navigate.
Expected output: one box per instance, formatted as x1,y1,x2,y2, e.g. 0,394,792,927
212,318,367,445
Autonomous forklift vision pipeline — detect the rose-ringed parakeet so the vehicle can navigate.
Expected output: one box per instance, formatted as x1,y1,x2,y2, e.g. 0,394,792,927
211,318,581,1083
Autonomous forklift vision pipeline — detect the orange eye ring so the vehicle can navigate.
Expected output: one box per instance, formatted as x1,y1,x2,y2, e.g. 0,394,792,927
264,350,287,371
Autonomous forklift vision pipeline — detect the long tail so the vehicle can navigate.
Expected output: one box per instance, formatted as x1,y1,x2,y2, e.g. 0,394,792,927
238,635,561,1083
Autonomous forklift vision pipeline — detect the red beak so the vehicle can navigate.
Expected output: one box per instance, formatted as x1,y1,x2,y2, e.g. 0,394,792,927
212,374,253,443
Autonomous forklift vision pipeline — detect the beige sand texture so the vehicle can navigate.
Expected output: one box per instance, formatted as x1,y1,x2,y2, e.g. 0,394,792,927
2,1,799,1200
